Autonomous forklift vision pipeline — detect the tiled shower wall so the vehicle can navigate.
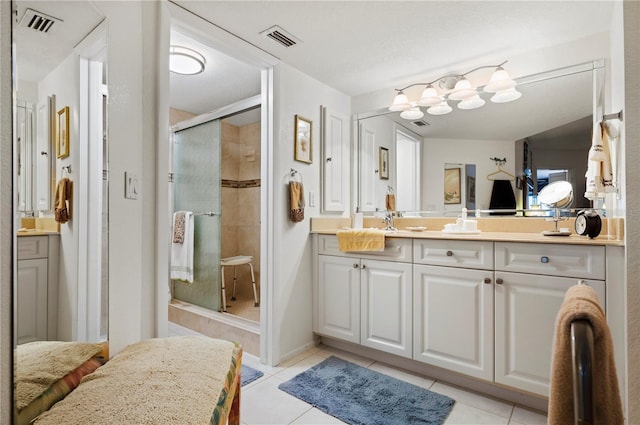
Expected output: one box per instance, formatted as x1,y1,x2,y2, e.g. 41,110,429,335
221,121,261,296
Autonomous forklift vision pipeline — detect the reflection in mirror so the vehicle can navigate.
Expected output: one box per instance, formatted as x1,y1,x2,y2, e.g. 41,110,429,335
13,2,109,418
443,163,476,213
355,61,604,216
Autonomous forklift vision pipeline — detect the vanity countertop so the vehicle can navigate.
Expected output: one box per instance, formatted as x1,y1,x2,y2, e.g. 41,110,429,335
312,228,623,246
310,217,624,246
17,230,60,237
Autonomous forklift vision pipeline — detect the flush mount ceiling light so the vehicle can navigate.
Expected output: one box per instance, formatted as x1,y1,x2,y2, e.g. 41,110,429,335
388,60,521,119
169,45,206,75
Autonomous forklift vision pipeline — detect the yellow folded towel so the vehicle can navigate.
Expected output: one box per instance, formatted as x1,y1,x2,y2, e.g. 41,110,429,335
336,229,386,252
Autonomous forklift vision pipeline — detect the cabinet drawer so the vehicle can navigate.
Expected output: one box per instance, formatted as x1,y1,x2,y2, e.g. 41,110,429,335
17,236,48,260
495,242,605,280
413,239,494,270
318,235,412,263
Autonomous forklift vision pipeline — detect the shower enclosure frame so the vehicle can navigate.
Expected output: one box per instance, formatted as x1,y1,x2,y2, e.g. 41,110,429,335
169,95,262,311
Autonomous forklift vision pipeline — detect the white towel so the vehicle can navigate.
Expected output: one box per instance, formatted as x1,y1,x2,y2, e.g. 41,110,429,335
585,122,615,200
170,211,194,283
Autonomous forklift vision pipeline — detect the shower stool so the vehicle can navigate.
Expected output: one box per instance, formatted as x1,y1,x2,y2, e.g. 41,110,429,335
220,255,259,312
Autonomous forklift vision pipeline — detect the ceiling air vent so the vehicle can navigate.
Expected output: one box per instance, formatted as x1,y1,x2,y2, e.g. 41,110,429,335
260,25,301,48
411,120,429,128
18,8,63,34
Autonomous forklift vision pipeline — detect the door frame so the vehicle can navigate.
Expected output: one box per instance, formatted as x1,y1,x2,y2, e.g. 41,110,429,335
163,1,279,365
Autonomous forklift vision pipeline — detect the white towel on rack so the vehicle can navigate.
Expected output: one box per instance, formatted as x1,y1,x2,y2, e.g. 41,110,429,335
585,122,615,200
170,211,194,283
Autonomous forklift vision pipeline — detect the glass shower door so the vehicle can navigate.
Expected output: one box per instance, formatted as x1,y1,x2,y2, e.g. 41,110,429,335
172,119,222,311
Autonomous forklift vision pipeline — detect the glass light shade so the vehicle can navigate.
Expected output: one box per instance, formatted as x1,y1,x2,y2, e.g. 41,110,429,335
485,68,516,92
448,78,477,101
170,46,206,75
417,85,441,107
400,107,424,120
458,95,486,110
491,88,522,103
389,91,412,111
427,101,453,115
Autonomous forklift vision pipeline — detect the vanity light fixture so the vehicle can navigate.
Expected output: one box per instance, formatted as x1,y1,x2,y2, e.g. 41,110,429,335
169,45,206,75
400,107,424,120
388,60,521,117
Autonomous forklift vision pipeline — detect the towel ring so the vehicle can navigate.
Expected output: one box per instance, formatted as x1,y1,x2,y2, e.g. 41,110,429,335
287,168,303,184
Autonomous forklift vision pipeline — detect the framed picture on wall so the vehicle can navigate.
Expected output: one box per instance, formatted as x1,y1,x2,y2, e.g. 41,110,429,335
57,106,70,159
379,147,389,180
444,168,461,204
294,115,312,163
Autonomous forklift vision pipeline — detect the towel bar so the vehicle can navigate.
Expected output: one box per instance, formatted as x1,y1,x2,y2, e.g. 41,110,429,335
571,319,595,425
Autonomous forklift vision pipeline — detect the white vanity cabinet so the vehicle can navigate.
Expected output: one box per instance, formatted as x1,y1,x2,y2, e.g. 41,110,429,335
313,233,616,402
314,235,413,358
17,235,59,344
413,240,495,380
316,255,361,343
494,242,606,397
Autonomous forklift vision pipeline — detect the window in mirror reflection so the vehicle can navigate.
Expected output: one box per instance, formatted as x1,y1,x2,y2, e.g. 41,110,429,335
395,128,421,211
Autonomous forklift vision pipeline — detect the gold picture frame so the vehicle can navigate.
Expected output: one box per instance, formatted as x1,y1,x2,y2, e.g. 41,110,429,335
379,147,389,180
444,167,461,204
294,115,312,163
57,106,70,159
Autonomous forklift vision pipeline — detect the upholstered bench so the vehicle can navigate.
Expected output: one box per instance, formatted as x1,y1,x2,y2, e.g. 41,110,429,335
32,336,242,425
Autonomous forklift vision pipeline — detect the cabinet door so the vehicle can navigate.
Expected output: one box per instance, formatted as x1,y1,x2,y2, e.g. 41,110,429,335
321,107,349,213
17,258,48,344
413,264,494,380
316,255,361,343
494,271,605,396
361,260,413,358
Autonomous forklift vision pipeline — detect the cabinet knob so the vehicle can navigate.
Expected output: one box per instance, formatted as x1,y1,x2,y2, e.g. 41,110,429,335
541,256,550,264
361,264,366,269
484,278,491,284
496,278,504,285
446,250,453,257
326,157,332,162
353,263,359,268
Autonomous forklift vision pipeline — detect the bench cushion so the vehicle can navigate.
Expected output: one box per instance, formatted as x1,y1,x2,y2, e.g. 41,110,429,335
33,336,241,425
15,341,107,425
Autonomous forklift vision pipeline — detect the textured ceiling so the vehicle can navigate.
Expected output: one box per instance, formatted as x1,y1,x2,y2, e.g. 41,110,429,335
13,1,616,136
172,1,614,97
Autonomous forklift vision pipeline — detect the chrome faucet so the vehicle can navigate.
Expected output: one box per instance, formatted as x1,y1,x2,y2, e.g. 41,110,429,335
382,211,398,231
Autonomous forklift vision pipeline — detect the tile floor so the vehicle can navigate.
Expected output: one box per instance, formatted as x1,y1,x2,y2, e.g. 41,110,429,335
169,322,548,425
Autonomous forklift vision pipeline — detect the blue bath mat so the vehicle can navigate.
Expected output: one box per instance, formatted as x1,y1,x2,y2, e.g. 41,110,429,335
241,364,264,386
278,356,455,425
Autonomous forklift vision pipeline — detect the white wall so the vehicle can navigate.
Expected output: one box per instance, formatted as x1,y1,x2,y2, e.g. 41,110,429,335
423,138,515,212
92,1,159,355
38,53,81,341
271,62,350,363
0,2,12,422
621,2,640,423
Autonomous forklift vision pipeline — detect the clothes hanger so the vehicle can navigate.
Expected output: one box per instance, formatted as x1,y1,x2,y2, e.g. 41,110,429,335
487,164,515,181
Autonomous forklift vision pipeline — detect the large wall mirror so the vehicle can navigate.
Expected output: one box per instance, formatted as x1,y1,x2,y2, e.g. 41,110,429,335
355,60,605,216
13,0,108,420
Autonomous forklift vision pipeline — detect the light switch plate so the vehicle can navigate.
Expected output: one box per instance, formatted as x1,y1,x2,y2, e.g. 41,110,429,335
125,172,139,200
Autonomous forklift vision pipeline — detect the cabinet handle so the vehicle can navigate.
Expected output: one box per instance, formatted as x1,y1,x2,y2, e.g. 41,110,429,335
484,278,491,284
361,264,366,269
541,256,550,264
326,157,332,162
446,250,453,257
353,263,359,269
496,278,504,285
